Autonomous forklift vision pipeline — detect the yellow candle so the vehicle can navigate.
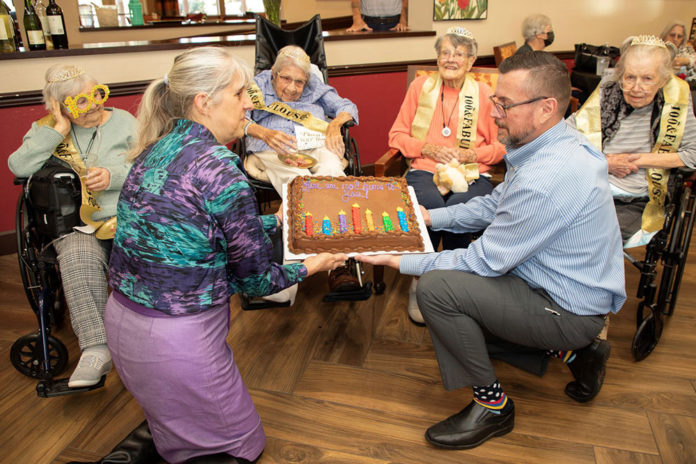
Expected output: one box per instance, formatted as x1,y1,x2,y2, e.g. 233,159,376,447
365,209,375,231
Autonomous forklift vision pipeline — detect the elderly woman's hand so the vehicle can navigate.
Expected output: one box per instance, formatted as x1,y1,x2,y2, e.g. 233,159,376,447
84,167,111,192
303,252,350,276
49,98,71,137
606,153,641,178
262,128,297,156
456,148,477,164
422,143,459,164
325,119,346,157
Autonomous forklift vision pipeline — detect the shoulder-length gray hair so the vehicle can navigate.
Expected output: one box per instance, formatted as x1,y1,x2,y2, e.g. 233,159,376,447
660,21,687,47
611,36,674,87
435,33,478,59
42,65,98,113
130,46,251,160
271,45,311,80
522,14,552,41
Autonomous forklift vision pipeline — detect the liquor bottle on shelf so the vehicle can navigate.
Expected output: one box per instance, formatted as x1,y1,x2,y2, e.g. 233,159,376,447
45,0,66,48
0,0,17,53
23,0,46,50
33,0,53,49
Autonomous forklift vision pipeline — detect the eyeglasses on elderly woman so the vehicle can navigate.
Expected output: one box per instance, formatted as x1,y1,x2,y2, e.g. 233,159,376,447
619,74,660,91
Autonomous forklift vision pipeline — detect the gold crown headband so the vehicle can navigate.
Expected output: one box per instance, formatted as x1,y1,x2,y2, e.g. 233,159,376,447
47,66,85,83
446,26,474,40
631,35,666,48
277,48,310,63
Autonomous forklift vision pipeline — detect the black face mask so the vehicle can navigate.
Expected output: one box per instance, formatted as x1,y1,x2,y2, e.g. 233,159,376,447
544,31,555,47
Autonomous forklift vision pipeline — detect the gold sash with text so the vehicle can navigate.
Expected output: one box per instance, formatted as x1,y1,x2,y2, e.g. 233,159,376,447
247,82,329,133
37,115,117,240
574,76,689,233
411,73,479,150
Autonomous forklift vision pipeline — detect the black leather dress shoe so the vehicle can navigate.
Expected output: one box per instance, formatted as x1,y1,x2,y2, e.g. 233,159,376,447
565,339,611,403
68,420,161,464
425,399,514,449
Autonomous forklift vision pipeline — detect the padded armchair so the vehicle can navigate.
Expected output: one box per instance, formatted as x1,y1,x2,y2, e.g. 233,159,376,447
493,42,517,67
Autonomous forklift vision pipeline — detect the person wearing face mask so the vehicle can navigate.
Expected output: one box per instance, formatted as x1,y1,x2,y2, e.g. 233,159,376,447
516,14,554,55
567,35,696,246
8,64,136,389
243,45,359,195
659,20,695,83
388,27,505,324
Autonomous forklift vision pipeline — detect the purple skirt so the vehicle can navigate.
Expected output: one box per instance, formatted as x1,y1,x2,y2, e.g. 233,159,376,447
105,293,265,463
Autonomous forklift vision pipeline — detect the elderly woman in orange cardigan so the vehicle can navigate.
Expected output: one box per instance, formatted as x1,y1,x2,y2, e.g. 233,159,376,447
388,27,505,323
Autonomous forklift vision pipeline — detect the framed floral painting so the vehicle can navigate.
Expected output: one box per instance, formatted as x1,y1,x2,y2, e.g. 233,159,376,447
434,0,488,20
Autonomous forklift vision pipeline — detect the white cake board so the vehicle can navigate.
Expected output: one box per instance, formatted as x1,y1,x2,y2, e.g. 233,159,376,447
282,184,434,261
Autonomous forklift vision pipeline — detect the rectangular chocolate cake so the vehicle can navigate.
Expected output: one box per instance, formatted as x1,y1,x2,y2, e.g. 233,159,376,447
288,176,424,254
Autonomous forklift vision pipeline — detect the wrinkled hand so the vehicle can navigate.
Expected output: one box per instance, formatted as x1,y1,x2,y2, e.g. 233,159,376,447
607,153,640,178
84,167,110,192
422,143,459,164
304,252,349,276
419,205,431,227
264,129,297,156
347,19,372,32
49,98,71,137
389,21,409,32
354,254,401,270
325,120,346,157
456,148,477,164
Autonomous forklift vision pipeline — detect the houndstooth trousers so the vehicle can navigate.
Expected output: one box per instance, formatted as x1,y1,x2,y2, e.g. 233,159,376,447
53,231,112,350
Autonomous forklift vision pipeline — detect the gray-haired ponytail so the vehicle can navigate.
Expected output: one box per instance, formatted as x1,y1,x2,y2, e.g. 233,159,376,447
129,46,252,160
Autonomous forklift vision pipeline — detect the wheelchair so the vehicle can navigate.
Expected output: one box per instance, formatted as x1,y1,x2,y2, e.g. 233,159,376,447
238,14,371,306
625,167,696,361
10,171,106,397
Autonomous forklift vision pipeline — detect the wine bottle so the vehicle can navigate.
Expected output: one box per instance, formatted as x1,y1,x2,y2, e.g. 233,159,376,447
0,0,16,52
45,0,66,48
33,0,53,49
23,0,45,50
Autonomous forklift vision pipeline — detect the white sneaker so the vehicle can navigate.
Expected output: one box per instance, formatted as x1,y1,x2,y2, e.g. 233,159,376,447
68,348,113,388
408,278,424,324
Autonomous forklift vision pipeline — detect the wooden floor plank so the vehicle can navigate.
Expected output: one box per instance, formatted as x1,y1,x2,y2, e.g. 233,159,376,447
647,411,696,464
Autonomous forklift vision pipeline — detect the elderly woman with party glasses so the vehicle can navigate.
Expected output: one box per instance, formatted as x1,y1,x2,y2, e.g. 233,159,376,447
388,27,505,323
243,45,359,194
567,35,696,246
8,64,135,388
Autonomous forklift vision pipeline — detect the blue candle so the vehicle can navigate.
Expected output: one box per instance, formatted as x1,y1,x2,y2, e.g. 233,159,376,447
396,207,409,232
338,210,347,233
322,216,331,235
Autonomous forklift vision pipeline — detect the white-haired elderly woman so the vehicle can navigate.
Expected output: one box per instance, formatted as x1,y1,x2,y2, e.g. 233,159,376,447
516,13,554,54
660,20,696,79
105,46,346,464
388,27,505,324
8,65,136,388
243,45,359,194
567,35,696,246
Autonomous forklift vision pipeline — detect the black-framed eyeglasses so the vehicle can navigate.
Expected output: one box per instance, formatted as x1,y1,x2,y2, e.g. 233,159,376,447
489,95,549,118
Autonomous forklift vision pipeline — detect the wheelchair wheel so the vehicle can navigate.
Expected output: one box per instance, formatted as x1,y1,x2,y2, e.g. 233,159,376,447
10,333,68,379
632,309,663,361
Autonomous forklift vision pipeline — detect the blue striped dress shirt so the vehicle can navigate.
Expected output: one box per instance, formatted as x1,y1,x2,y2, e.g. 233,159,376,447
400,121,626,316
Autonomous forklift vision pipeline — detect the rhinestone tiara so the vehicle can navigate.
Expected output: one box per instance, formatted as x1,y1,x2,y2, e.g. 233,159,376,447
446,26,474,40
47,66,85,83
277,47,310,63
631,35,666,48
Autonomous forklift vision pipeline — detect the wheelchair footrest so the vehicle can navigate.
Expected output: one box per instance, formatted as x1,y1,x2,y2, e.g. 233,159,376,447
36,375,106,398
240,294,292,311
323,282,373,302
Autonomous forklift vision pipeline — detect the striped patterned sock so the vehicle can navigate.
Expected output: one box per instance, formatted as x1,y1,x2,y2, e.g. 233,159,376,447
472,380,509,415
547,349,576,363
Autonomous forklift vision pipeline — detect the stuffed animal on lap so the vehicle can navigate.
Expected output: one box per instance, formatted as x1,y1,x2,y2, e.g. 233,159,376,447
432,161,479,195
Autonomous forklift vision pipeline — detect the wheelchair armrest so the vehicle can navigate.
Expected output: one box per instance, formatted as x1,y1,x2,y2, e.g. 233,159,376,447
341,119,356,130
14,177,28,186
374,148,404,178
